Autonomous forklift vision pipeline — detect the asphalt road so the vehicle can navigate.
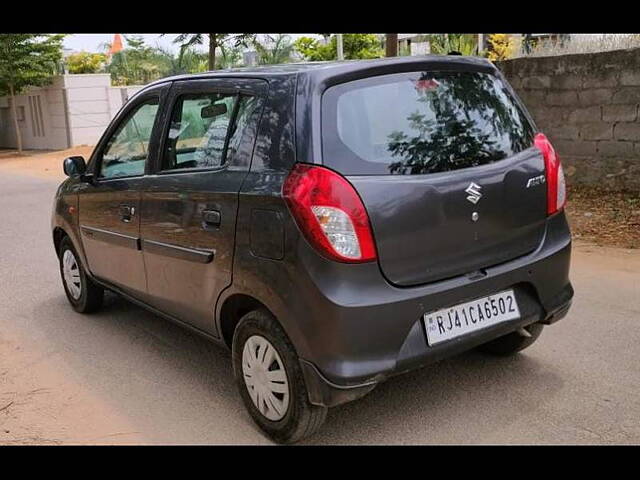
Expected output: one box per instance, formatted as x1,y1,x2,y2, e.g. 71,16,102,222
1,171,639,445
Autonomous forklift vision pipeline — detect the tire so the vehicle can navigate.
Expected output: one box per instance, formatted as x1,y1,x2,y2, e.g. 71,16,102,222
58,236,104,314
477,323,544,356
232,309,327,444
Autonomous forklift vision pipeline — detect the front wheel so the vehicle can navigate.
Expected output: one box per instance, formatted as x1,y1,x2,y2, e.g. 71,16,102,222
232,309,327,444
58,236,104,313
476,323,544,356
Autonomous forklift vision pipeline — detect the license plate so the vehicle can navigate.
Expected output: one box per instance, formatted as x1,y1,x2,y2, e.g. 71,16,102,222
423,289,520,346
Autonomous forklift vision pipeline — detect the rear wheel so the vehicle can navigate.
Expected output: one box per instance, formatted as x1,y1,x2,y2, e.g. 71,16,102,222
477,323,544,356
58,236,104,313
232,309,327,444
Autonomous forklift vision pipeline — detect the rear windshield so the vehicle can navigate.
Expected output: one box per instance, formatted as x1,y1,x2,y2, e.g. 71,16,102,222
321,70,535,175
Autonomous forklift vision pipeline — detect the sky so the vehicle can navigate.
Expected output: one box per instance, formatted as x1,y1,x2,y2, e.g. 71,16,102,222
62,34,319,53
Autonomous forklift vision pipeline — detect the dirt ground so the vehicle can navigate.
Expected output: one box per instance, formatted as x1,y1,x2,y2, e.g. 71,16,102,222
565,185,640,249
0,146,94,180
1,147,638,249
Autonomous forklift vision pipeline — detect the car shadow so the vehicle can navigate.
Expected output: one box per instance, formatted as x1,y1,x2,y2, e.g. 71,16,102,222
302,350,564,444
33,292,564,444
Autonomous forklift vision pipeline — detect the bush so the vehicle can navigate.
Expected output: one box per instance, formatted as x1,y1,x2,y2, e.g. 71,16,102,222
429,34,478,56
294,34,383,61
66,51,106,74
486,34,516,61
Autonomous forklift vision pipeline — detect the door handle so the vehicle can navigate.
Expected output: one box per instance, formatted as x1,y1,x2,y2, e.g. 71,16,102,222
202,209,221,228
119,204,135,223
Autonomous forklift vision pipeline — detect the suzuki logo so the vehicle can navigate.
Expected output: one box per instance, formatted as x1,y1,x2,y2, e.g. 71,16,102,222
465,182,482,204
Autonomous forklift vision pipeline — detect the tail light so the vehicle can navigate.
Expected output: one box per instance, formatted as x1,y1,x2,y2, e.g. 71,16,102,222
534,133,566,215
283,163,377,263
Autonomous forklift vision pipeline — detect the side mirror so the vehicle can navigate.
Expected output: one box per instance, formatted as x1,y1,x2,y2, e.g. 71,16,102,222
63,156,87,177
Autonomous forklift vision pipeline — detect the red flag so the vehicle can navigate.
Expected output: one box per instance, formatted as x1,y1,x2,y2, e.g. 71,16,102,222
109,34,123,56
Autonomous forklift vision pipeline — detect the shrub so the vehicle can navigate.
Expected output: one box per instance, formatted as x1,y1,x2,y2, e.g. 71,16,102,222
66,51,106,74
486,34,516,61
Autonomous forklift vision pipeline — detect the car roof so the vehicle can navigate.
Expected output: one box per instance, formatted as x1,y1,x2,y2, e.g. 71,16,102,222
144,55,494,87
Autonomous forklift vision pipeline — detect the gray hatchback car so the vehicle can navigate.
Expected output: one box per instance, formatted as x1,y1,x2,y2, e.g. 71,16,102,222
52,55,573,443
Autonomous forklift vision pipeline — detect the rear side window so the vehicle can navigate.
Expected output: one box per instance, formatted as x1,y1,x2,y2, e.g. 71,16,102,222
322,71,535,175
162,92,262,171
163,92,237,171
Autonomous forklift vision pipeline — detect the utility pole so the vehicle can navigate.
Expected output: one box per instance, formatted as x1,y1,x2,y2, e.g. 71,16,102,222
336,34,344,60
385,34,398,57
477,34,484,55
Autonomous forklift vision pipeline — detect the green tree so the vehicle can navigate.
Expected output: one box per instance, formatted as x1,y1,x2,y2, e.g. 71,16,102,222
428,34,478,56
106,35,166,85
216,44,244,69
172,34,255,70
155,46,208,76
294,36,328,60
294,34,383,61
254,34,295,65
66,51,106,74
342,34,384,59
105,36,219,84
0,34,65,153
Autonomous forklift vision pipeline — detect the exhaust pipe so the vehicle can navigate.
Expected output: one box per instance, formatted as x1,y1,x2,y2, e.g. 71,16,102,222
517,327,532,338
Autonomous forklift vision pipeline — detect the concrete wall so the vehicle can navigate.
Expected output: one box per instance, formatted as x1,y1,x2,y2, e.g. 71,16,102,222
0,74,144,150
0,79,69,150
63,74,113,147
497,48,640,191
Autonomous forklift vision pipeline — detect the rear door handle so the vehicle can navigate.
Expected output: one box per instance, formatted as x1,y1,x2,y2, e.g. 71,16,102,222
202,209,221,228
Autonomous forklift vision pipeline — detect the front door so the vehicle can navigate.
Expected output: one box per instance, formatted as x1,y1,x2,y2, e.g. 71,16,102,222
78,84,169,296
139,78,266,334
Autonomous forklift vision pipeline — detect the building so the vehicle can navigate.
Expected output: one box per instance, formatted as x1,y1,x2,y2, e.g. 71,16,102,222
397,34,431,56
0,74,142,150
243,50,258,67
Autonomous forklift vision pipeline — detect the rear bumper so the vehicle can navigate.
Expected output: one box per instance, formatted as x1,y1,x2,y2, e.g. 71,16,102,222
302,284,572,408
293,212,573,407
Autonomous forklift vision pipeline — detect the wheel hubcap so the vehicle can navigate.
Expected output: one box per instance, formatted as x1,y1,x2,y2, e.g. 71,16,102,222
242,335,289,421
62,250,82,300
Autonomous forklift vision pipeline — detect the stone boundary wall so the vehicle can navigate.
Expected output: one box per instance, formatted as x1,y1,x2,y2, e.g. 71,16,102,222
497,48,640,191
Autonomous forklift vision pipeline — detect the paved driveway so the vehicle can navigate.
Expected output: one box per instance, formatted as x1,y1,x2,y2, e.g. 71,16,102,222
1,171,639,444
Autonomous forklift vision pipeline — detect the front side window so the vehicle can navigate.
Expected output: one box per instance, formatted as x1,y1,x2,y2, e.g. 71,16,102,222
100,98,159,179
322,71,535,175
163,92,238,171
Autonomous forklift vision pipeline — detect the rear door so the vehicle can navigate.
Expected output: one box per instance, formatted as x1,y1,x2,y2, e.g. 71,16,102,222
78,84,168,296
139,78,266,334
321,69,547,286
